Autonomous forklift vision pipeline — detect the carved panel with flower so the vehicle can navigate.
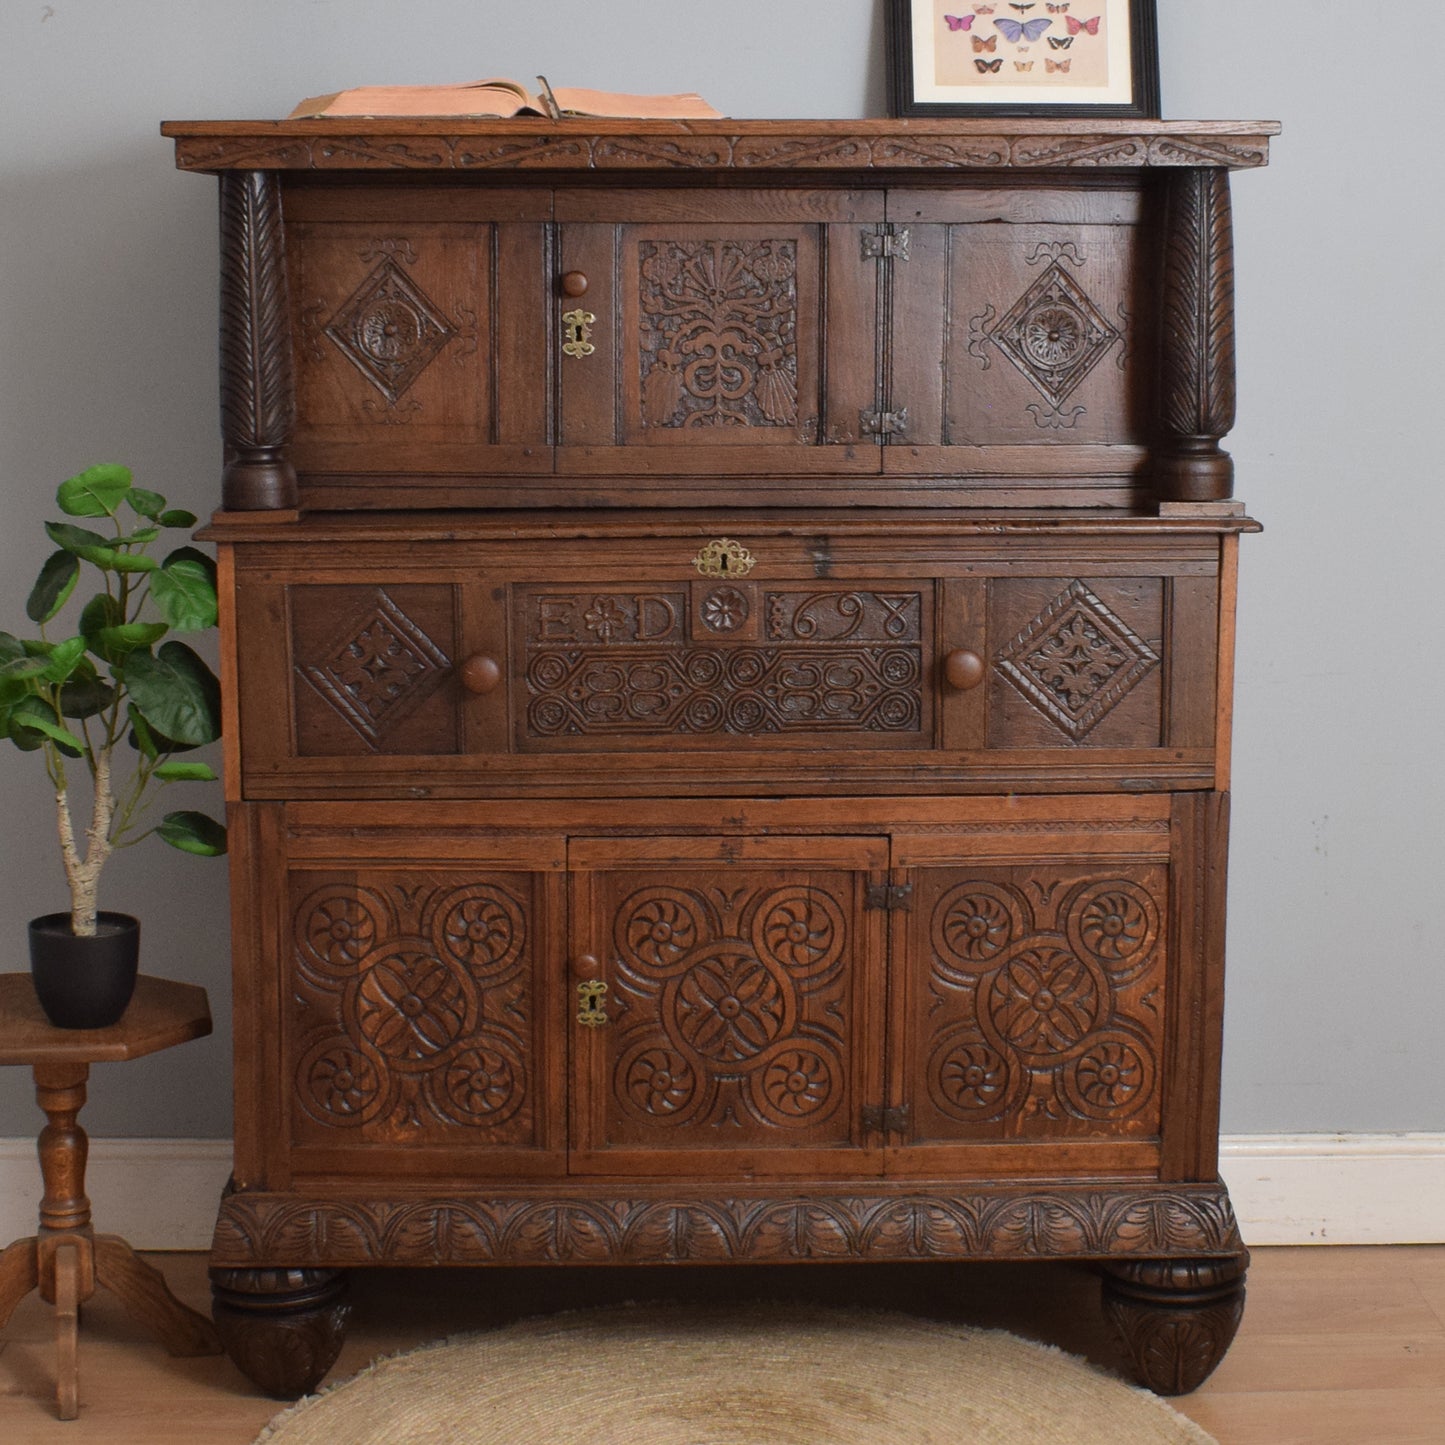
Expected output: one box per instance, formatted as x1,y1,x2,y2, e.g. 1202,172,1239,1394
287,870,543,1151
906,863,1168,1146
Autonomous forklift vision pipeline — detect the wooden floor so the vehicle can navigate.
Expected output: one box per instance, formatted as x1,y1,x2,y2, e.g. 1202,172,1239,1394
0,1246,1442,1442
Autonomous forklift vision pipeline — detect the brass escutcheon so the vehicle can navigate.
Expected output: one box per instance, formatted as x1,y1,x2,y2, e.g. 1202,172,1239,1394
561,308,596,358
576,979,610,1027
693,538,756,578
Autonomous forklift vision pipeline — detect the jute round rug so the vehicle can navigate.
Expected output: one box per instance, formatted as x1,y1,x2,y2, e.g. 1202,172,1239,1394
254,1304,1215,1445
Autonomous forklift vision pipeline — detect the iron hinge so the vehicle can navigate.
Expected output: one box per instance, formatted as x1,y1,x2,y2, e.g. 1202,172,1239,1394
861,227,911,262
864,881,914,912
860,406,908,438
862,1104,911,1135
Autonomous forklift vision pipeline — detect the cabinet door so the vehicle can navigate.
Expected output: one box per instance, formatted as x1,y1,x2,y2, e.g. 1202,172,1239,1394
885,799,1172,1179
276,831,567,1184
555,189,883,483
285,185,551,500
888,185,1153,501
568,835,888,1177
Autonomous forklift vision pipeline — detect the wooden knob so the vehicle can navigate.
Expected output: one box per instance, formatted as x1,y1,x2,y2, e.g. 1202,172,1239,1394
574,953,601,980
561,271,589,298
459,655,502,695
942,649,986,691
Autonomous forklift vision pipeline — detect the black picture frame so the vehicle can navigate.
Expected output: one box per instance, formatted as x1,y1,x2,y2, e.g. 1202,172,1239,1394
887,0,1160,119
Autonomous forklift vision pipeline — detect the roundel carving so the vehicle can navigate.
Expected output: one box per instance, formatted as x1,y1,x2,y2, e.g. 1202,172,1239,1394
673,949,791,1063
985,943,1107,1062
1066,880,1161,980
296,1035,390,1128
616,887,709,975
752,887,846,977
932,883,1026,980
749,1044,840,1125
1060,1030,1157,1121
428,883,525,980
617,1043,703,1125
296,885,392,985
428,1039,526,1128
930,1031,1018,1122
353,944,474,1063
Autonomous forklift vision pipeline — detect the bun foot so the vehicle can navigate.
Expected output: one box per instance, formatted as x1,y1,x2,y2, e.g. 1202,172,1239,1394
1101,1254,1248,1395
210,1266,350,1399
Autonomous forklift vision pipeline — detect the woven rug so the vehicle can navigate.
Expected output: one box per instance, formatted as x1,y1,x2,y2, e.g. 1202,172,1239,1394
254,1304,1215,1445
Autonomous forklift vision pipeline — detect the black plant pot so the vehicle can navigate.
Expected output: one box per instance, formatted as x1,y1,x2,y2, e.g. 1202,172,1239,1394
28,911,140,1029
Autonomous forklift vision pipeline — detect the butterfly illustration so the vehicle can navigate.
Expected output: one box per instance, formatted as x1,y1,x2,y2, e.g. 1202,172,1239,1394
1046,57,1072,71
976,4,995,12
1066,14,1101,34
994,16,1051,41
943,13,975,30
1014,60,1035,70
1048,35,1074,48
1047,2,1069,10
1009,2,1036,9
974,57,1003,72
972,34,998,50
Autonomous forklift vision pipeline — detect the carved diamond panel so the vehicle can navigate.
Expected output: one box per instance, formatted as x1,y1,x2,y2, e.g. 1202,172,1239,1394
289,874,534,1144
996,581,1159,740
991,262,1119,407
916,869,1166,1142
324,257,454,404
297,590,451,747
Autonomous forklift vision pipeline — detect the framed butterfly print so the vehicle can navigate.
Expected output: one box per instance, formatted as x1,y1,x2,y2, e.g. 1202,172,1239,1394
887,0,1159,118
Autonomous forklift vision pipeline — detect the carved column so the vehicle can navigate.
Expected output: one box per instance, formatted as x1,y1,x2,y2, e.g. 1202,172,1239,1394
1155,168,1236,502
1101,1254,1248,1395
219,170,297,511
211,1266,350,1399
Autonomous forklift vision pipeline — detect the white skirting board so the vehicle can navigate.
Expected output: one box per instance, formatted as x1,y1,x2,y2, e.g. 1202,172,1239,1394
0,1134,1440,1251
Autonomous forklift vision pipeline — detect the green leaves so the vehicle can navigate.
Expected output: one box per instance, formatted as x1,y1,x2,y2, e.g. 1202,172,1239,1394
156,811,228,856
27,551,80,623
149,548,218,632
153,760,218,782
57,463,133,518
6,697,84,757
124,641,222,746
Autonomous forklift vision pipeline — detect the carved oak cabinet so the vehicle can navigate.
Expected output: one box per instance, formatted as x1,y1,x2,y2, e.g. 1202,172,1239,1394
162,116,1276,1398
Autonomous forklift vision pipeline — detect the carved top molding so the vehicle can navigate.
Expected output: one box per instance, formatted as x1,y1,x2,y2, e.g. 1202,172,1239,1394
162,119,1279,175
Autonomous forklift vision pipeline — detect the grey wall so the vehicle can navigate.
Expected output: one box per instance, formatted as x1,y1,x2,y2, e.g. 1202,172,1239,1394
0,1,1439,1139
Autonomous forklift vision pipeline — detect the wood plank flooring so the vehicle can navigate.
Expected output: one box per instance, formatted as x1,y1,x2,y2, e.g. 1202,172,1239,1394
0,1246,1441,1442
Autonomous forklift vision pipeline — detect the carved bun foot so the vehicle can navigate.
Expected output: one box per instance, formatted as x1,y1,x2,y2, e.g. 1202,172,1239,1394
1101,1254,1248,1395
210,1266,350,1399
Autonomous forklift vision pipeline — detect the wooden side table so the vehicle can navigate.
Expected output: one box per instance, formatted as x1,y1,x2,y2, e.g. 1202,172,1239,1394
0,973,223,1419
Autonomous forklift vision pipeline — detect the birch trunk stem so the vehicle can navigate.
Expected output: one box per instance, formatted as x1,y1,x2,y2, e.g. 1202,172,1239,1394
55,751,114,937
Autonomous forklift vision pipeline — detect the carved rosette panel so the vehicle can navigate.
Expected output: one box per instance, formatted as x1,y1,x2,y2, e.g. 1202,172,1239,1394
517,585,927,745
294,588,453,750
288,872,535,1145
596,874,857,1148
638,239,798,428
995,581,1160,741
914,867,1166,1142
211,1183,1242,1268
324,254,455,405
990,262,1120,410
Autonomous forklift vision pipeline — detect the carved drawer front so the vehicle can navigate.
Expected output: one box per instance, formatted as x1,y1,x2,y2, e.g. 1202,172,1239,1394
555,189,883,476
282,845,566,1183
517,580,932,752
888,187,1151,496
885,808,1173,1179
942,571,1218,757
285,185,550,491
568,835,889,1178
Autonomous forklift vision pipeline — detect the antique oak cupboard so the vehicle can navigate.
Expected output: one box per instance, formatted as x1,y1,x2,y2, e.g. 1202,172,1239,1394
161,116,1277,1398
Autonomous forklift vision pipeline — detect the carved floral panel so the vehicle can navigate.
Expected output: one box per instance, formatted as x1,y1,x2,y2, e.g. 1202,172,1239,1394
288,870,539,1148
908,864,1167,1143
515,584,929,747
585,869,865,1153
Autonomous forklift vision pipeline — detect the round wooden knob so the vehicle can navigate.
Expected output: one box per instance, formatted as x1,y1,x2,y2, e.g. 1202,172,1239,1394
942,649,986,691
458,655,502,695
561,271,589,298
574,953,601,979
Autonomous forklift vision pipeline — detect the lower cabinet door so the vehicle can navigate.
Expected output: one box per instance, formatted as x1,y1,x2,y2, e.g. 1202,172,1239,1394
279,834,569,1183
567,834,889,1178
885,802,1175,1179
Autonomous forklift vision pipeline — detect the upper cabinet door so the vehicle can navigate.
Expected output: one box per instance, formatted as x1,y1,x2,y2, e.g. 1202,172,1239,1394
887,184,1154,503
555,189,884,485
286,185,552,502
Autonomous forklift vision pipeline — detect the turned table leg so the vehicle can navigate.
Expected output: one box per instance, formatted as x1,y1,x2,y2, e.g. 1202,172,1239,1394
211,1266,351,1399
1101,1253,1249,1395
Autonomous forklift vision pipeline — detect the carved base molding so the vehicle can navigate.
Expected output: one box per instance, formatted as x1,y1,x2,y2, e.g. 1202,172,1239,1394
212,1180,1242,1268
210,1266,350,1399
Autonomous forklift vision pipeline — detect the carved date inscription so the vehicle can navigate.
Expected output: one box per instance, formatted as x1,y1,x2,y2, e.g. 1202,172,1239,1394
516,585,928,745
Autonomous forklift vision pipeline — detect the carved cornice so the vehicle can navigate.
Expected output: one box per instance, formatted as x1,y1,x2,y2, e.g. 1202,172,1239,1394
212,1182,1243,1267
165,123,1277,175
